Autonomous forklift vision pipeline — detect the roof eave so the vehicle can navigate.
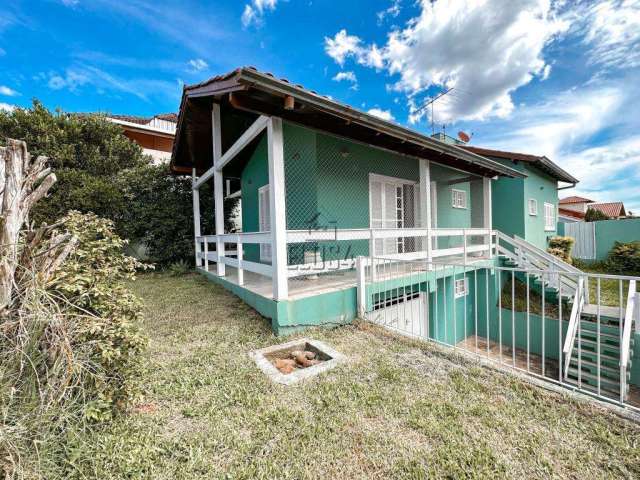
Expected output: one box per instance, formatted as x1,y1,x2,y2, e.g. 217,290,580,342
235,68,524,179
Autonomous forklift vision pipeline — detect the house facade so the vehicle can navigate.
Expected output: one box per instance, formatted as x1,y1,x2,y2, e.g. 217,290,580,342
170,68,527,335
462,147,578,249
169,67,639,409
108,113,177,164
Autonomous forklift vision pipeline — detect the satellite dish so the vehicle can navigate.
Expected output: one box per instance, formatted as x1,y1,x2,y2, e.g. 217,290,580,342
458,131,471,143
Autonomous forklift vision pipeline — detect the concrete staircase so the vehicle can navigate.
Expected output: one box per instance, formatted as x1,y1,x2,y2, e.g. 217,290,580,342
565,307,633,400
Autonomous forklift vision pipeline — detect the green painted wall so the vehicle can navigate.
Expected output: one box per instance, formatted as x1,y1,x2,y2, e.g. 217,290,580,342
491,158,559,249
430,164,473,249
593,218,640,260
240,134,270,263
523,164,559,249
239,122,490,265
492,162,526,241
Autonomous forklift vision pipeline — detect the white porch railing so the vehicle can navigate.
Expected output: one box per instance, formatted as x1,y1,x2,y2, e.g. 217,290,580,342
196,227,495,297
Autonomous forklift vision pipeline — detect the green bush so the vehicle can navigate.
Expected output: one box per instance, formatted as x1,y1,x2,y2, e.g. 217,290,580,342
50,211,150,415
1,212,149,478
547,236,574,264
606,241,640,275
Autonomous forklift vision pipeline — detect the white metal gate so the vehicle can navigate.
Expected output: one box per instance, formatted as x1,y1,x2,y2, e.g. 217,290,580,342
369,291,428,339
565,222,596,260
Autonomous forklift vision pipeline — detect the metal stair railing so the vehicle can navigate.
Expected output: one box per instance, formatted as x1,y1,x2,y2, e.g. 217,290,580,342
620,280,637,402
495,231,582,299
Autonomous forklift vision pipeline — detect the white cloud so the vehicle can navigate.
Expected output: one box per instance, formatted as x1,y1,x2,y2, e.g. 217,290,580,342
541,64,552,81
43,66,179,101
325,0,568,122
0,85,19,96
242,0,277,27
188,58,208,72
377,0,401,24
333,71,358,91
60,0,79,6
0,103,16,112
332,71,356,83
475,81,640,211
576,0,640,70
367,108,395,121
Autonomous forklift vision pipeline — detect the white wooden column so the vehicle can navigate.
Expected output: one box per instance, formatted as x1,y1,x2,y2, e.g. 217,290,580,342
192,168,202,267
212,103,226,276
483,176,493,258
267,117,288,300
419,159,432,265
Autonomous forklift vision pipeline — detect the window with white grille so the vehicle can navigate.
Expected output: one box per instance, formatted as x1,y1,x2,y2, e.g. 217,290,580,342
452,189,467,209
528,199,538,216
454,278,468,298
544,202,555,231
258,185,272,262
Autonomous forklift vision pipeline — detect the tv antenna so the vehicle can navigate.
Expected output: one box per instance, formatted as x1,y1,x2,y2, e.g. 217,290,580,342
413,87,454,135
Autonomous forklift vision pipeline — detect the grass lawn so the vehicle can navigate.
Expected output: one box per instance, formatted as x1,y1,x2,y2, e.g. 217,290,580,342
67,273,640,479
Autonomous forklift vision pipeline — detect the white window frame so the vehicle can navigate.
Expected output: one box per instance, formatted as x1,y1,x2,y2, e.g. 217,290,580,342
451,188,467,209
454,277,468,298
528,198,538,216
544,202,555,231
258,185,272,262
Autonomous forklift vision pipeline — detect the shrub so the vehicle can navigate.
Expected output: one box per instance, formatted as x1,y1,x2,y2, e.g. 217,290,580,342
49,211,150,415
115,164,238,266
1,211,150,478
547,236,574,264
606,241,640,275
585,208,609,222
168,260,191,276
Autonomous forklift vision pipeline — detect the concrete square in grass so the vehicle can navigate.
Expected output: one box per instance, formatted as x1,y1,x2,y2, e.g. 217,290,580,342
249,338,346,385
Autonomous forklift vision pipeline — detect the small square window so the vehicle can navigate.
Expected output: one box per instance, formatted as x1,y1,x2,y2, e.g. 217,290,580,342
454,278,468,298
452,189,467,209
528,199,538,216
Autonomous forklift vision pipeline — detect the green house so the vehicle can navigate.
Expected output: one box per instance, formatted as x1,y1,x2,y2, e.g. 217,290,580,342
464,147,579,250
170,67,639,409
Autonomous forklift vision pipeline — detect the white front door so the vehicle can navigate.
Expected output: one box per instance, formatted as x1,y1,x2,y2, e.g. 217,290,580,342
369,174,417,255
258,185,272,262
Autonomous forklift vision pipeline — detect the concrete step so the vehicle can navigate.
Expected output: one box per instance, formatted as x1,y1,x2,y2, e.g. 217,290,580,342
565,375,628,398
566,367,624,388
569,357,621,376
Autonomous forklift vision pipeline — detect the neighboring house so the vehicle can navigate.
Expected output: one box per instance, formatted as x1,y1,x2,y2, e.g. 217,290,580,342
559,196,627,221
170,67,639,407
461,147,579,250
107,113,177,164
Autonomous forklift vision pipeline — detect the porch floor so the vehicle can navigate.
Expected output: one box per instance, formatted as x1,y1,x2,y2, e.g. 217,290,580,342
202,255,490,301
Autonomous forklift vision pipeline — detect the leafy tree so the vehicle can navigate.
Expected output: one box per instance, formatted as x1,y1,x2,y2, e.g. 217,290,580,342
585,208,609,222
0,101,235,267
0,100,147,226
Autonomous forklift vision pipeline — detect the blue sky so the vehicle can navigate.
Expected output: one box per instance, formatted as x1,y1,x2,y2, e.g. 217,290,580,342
1,0,640,211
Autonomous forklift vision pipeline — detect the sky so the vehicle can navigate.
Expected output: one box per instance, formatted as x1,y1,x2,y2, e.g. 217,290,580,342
1,0,640,211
